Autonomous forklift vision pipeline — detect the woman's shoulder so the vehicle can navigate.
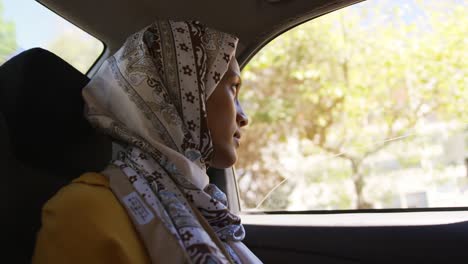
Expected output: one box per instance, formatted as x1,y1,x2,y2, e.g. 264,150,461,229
37,172,140,251
34,174,152,263
44,172,114,215
40,172,129,231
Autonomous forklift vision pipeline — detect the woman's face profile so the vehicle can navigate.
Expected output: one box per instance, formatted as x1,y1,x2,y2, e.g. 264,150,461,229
206,58,249,169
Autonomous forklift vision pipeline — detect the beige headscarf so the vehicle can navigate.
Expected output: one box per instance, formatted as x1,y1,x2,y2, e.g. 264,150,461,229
82,20,261,264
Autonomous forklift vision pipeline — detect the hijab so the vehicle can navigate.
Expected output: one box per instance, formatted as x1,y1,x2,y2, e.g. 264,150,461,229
82,20,260,264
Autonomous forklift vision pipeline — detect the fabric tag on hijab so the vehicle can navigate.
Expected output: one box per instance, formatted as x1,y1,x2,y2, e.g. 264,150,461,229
123,192,155,225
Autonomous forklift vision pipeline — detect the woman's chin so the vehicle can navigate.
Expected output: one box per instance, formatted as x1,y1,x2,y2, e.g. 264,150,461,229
209,148,237,169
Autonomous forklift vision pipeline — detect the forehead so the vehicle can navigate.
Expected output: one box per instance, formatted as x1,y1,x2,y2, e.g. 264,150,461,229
226,58,241,79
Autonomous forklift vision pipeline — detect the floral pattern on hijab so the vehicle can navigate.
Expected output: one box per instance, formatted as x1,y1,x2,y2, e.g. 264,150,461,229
82,20,250,263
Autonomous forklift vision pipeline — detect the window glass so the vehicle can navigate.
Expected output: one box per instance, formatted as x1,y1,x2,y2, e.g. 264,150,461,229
0,0,103,73
237,0,467,211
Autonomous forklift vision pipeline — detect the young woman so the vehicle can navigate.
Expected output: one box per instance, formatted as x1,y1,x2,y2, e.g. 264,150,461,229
33,20,261,264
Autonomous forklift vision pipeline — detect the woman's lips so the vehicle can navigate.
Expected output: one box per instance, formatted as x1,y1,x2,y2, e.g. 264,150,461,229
233,137,240,147
233,131,241,147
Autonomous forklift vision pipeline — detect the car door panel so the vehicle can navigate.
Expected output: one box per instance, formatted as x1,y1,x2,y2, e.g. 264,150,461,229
243,219,468,263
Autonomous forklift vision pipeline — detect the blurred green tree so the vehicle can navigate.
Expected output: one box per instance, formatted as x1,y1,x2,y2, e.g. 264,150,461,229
0,0,17,63
237,0,467,209
47,29,103,73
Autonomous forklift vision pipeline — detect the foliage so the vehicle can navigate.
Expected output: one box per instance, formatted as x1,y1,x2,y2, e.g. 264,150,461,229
0,0,17,64
236,0,467,210
47,29,103,73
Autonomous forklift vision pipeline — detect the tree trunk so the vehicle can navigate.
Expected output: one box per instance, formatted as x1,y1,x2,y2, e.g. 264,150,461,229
351,159,372,209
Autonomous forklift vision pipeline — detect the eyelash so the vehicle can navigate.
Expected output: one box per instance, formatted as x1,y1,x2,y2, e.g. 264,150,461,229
232,84,239,94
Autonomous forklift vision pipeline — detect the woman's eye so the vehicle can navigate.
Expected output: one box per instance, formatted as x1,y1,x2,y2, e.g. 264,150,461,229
231,84,238,95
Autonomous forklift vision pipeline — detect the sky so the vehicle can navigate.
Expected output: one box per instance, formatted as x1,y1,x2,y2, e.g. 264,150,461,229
2,0,96,51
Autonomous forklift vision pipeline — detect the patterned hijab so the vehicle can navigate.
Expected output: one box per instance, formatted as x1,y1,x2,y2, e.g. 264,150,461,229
82,20,260,263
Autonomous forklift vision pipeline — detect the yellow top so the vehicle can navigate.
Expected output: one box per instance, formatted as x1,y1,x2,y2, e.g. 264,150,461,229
32,172,184,264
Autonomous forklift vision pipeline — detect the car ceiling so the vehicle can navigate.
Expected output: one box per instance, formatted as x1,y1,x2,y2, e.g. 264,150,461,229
38,0,362,65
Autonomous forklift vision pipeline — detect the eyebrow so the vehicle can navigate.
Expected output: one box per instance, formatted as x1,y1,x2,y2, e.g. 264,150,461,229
232,74,242,85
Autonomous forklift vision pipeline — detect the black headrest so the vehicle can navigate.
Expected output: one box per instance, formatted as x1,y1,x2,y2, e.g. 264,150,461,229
0,48,112,175
0,112,9,160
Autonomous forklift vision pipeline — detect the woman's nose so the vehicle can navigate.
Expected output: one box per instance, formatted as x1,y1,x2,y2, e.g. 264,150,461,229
236,104,249,127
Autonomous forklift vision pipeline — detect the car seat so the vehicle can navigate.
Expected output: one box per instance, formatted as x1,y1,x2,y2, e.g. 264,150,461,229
0,48,112,263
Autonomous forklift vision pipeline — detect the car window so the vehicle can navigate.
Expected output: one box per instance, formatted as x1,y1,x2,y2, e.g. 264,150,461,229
0,0,103,73
237,0,467,212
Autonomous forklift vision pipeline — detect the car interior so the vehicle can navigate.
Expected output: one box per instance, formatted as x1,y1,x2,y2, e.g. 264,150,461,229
1,0,467,263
